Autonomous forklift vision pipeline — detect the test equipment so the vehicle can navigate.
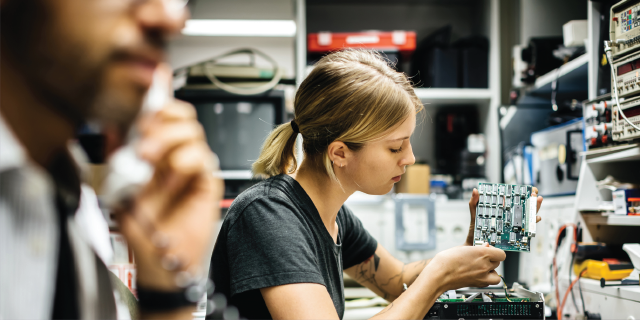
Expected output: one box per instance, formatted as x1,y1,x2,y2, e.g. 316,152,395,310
612,95,640,140
583,97,614,149
425,283,545,319
473,183,537,252
530,118,584,197
611,50,640,98
610,0,640,58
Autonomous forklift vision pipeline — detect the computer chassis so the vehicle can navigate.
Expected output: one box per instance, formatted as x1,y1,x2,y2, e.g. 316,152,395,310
425,283,545,319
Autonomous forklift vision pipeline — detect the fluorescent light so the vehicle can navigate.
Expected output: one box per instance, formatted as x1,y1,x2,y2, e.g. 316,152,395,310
182,19,296,37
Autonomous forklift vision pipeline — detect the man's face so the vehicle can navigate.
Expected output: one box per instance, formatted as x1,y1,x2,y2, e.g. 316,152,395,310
1,0,187,130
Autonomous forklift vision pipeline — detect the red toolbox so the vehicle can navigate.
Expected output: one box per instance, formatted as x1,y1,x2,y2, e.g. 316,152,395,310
308,31,416,59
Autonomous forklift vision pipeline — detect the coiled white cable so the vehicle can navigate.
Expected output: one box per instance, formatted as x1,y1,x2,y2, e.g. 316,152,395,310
201,48,283,96
604,40,640,131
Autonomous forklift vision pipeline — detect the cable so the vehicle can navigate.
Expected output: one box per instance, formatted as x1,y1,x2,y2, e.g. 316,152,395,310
604,41,640,131
569,247,578,311
577,269,586,316
558,269,587,319
553,223,577,320
201,48,283,96
499,275,512,302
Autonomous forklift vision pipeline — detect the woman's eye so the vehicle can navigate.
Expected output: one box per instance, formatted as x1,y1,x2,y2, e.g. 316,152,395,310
390,148,402,153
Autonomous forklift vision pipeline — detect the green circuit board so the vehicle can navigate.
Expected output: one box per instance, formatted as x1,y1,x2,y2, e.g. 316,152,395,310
473,183,537,252
438,298,530,303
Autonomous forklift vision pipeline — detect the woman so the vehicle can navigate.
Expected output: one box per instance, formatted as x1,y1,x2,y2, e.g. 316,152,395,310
209,50,543,319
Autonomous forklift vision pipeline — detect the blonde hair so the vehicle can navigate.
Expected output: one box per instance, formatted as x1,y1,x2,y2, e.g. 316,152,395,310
253,49,423,181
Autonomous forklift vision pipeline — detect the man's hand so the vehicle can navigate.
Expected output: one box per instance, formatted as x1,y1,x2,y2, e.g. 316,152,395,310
117,99,223,291
465,186,543,246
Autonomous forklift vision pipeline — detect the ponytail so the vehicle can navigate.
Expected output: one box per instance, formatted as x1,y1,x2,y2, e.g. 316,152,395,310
252,122,298,178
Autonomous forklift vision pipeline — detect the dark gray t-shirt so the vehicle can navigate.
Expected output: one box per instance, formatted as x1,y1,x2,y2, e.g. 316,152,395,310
209,175,378,319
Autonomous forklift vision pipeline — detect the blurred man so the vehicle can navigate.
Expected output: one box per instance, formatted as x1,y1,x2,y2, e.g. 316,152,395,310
0,0,223,318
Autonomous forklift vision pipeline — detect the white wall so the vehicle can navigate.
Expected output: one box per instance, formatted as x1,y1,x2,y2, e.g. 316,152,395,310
520,0,588,45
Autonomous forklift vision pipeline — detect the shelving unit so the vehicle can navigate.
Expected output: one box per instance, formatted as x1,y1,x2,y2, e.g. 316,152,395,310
558,276,640,318
305,0,502,183
530,53,589,93
584,144,640,164
514,2,640,318
582,212,640,227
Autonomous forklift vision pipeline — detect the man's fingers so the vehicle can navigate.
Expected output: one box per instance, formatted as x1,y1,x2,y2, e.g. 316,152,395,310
139,100,197,134
164,142,212,193
156,100,197,122
138,122,205,164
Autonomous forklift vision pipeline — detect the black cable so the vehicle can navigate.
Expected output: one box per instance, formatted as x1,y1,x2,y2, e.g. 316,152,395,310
569,249,578,311
499,275,512,302
577,271,586,316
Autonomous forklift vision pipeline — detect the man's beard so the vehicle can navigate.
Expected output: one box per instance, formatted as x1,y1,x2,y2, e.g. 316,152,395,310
1,0,145,133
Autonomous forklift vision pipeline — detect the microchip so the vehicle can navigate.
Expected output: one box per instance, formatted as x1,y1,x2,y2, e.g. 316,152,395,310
492,195,497,206
513,204,523,231
497,208,503,219
498,195,504,208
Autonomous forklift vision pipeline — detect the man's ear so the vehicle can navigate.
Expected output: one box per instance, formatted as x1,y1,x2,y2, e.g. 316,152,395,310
327,141,348,166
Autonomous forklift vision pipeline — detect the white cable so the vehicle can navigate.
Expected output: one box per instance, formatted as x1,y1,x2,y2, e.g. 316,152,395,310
201,48,283,96
604,41,640,131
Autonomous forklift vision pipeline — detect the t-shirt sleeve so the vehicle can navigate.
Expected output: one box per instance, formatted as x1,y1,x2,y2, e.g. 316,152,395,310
340,206,378,269
226,197,325,296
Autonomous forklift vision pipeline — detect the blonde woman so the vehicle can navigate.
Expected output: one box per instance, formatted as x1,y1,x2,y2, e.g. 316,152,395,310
209,50,543,320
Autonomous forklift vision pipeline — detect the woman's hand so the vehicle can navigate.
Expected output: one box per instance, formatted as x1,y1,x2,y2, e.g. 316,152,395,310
427,244,506,291
465,186,544,246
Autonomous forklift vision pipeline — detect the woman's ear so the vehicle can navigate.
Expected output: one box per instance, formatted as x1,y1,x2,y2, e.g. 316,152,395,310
327,141,348,167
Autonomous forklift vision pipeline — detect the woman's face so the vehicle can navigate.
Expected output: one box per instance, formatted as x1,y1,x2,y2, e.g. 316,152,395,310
341,115,417,195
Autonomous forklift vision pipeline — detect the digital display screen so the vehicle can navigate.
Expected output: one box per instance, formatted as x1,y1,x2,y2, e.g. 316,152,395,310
617,57,640,76
619,105,640,119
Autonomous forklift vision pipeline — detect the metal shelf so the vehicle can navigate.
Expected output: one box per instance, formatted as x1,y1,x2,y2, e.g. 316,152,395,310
585,144,640,164
582,212,640,226
607,215,640,226
578,278,640,302
523,53,589,103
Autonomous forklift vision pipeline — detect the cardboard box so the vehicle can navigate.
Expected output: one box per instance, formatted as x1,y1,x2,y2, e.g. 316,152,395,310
396,164,430,194
613,189,640,215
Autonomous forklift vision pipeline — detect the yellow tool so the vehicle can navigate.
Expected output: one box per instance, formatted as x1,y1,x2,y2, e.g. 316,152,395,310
574,259,634,281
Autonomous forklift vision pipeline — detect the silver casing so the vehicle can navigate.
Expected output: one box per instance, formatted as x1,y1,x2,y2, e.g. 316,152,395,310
613,95,640,140
612,50,640,97
530,118,584,197
610,0,640,58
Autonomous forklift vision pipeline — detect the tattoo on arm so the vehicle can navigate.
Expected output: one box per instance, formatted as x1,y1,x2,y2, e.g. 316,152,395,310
352,254,428,301
376,302,393,316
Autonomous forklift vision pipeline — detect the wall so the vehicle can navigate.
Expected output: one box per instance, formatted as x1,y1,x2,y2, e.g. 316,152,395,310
520,0,588,45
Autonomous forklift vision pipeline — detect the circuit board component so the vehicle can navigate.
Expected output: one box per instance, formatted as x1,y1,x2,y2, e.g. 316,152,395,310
473,183,537,252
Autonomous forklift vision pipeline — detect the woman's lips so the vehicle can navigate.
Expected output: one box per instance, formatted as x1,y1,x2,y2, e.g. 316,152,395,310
392,175,402,182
